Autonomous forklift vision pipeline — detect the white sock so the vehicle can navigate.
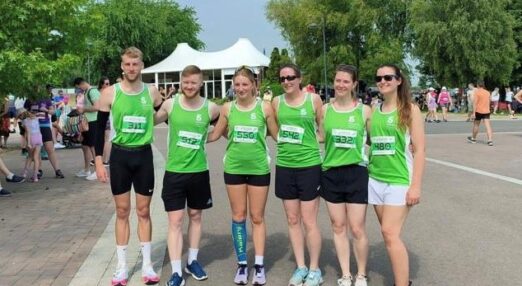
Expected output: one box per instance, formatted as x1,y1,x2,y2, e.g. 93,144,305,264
116,245,128,268
255,255,264,266
6,173,13,180
188,248,199,264
171,260,182,275
141,242,152,268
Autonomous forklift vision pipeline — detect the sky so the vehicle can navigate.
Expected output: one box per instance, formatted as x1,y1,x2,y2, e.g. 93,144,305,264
175,0,289,53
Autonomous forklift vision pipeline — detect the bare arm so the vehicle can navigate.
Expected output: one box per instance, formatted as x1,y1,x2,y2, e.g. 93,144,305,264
263,101,279,141
515,90,522,103
207,103,229,142
406,104,425,206
317,104,327,143
363,104,372,146
154,98,172,125
311,93,324,140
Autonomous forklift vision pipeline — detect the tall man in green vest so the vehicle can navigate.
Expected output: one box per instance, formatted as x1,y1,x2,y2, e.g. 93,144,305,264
94,47,163,286
154,65,220,286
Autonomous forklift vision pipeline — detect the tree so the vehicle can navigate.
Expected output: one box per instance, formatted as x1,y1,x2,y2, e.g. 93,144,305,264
410,0,517,87
266,0,410,86
0,0,88,98
86,0,203,82
508,1,522,85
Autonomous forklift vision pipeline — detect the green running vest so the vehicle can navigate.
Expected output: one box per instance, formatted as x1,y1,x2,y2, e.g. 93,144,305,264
322,103,367,171
368,106,412,185
276,93,321,167
166,95,210,173
224,99,269,175
111,83,154,147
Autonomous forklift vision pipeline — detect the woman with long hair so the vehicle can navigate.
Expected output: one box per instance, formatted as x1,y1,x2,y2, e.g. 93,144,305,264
208,66,278,285
368,64,425,286
318,64,370,286
273,64,323,286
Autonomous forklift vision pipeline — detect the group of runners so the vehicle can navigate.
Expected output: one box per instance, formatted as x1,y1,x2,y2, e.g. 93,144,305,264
94,47,425,286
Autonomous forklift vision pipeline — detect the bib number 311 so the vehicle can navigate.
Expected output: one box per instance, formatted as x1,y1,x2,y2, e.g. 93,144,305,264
122,116,146,134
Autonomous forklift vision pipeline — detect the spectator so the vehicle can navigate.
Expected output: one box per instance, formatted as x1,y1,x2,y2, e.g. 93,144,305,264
490,87,500,114
505,87,515,119
466,83,475,121
21,111,43,182
263,88,273,102
0,157,25,197
166,85,176,99
437,86,451,122
159,85,167,101
97,77,111,167
226,85,235,101
510,88,522,118
51,89,66,149
74,77,100,181
0,99,11,148
425,87,440,122
24,90,65,179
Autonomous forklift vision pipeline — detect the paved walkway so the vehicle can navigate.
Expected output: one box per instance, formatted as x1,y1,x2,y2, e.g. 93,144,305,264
0,134,113,286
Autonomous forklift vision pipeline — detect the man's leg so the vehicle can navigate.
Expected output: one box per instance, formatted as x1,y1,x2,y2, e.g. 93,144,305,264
472,120,480,139
484,119,493,142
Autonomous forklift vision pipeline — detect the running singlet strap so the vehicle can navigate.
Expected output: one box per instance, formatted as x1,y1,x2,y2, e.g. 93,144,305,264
224,99,269,175
111,83,154,147
276,93,321,167
368,106,412,185
322,103,367,171
166,94,211,173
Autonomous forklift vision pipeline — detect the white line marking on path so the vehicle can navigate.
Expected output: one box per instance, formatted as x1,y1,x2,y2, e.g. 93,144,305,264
427,157,522,186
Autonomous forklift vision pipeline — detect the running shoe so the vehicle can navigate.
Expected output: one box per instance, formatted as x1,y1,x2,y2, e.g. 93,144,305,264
165,273,185,286
234,264,248,285
86,171,97,181
6,174,25,183
303,269,323,286
466,136,476,144
141,265,160,285
288,267,308,286
37,169,43,179
337,275,352,286
89,159,95,166
111,267,128,286
21,148,28,156
184,260,208,280
54,142,66,149
76,169,89,177
487,141,494,146
104,161,110,166
55,169,65,179
0,189,12,197
252,264,266,285
354,274,368,286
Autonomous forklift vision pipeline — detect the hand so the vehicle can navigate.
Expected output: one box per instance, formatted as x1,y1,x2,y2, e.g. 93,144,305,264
406,186,421,206
95,157,108,183
27,144,32,149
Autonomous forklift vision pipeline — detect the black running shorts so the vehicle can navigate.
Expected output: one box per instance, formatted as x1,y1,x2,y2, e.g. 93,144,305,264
109,144,154,196
474,112,490,121
320,164,368,204
224,172,271,186
275,165,321,201
162,170,212,212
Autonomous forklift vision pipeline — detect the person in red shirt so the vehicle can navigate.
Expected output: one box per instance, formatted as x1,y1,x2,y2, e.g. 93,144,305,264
467,81,493,146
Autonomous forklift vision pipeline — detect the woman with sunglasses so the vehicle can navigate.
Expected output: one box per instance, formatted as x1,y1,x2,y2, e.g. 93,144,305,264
272,63,323,286
368,64,425,286
317,64,370,286
208,66,278,285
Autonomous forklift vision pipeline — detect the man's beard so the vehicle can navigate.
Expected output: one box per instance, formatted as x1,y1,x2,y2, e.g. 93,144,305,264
124,72,141,83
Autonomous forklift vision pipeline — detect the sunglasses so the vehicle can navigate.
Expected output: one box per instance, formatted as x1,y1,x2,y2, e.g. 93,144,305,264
103,82,110,85
375,74,399,82
279,75,298,83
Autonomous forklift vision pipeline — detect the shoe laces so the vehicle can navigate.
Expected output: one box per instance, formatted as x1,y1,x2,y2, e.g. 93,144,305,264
254,264,264,276
112,267,127,280
237,264,247,275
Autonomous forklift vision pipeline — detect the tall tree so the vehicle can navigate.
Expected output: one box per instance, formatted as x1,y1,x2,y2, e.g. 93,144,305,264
266,0,410,85
86,0,203,82
0,0,88,98
508,0,522,85
410,0,517,86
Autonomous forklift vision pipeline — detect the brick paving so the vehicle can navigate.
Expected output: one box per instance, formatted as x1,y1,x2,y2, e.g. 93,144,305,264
0,139,114,286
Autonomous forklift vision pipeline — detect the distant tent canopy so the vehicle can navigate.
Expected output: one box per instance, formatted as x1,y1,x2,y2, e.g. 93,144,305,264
142,38,270,99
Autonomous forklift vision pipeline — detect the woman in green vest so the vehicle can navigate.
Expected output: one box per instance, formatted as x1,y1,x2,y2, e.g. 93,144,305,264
368,64,425,286
318,65,371,286
208,66,278,285
272,64,324,286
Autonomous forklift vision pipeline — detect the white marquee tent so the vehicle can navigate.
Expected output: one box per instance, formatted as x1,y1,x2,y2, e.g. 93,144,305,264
142,38,270,98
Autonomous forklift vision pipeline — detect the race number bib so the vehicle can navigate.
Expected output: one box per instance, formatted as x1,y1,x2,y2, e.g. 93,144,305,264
122,116,146,133
332,129,357,148
233,125,258,143
278,124,304,144
177,131,203,149
371,136,396,155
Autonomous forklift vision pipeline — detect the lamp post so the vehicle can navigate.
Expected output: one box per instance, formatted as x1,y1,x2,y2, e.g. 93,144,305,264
309,17,328,102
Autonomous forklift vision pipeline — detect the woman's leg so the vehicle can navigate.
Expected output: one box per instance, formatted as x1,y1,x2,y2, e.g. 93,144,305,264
283,199,306,268
380,205,410,286
300,198,321,270
33,145,41,180
347,203,369,276
226,184,249,264
247,185,269,259
326,202,350,277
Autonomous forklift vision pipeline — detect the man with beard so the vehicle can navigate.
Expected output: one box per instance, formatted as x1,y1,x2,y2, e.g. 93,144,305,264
94,47,163,286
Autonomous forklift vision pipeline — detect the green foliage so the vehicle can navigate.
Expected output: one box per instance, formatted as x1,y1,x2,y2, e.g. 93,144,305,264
260,80,284,98
86,0,203,82
508,1,522,84
266,0,408,86
410,0,517,86
265,47,292,83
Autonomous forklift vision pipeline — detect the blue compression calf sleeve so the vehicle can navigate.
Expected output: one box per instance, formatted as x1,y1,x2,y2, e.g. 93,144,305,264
231,220,247,263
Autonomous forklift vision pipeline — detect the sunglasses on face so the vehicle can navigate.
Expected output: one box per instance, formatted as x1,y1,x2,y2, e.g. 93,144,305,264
279,75,298,83
103,82,110,85
375,74,399,82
